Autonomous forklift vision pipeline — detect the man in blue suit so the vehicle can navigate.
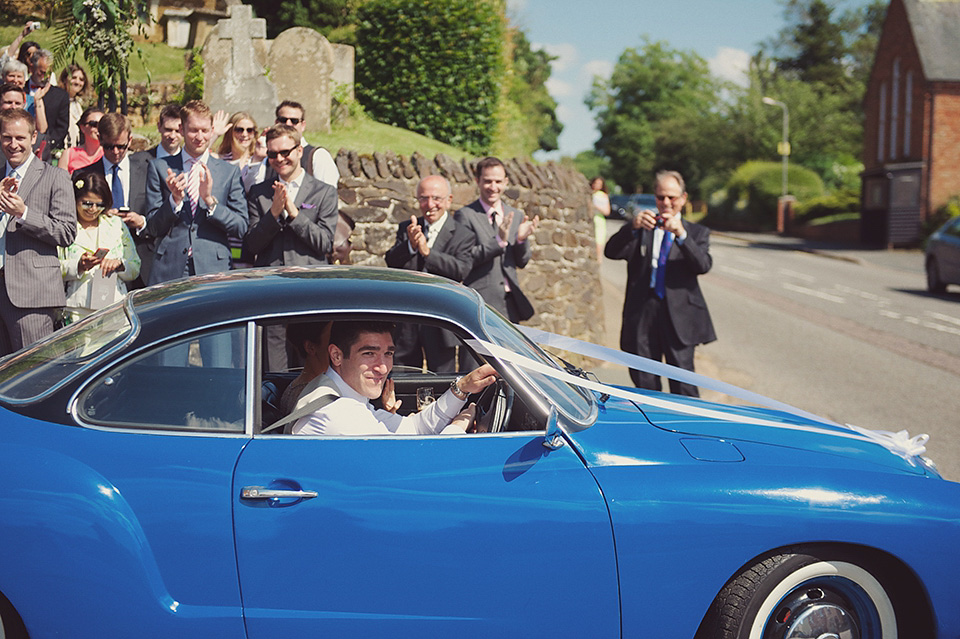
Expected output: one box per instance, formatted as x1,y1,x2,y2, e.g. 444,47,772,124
145,100,247,284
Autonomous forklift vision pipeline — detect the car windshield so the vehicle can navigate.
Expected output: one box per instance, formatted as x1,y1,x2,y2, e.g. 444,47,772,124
0,304,134,403
480,309,596,427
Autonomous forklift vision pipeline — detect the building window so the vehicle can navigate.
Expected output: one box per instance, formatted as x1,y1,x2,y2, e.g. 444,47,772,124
904,70,913,156
878,81,887,163
890,58,900,160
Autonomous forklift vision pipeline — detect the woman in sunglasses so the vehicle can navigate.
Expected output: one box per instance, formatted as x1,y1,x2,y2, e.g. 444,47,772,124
215,111,261,168
58,106,103,174
57,172,140,324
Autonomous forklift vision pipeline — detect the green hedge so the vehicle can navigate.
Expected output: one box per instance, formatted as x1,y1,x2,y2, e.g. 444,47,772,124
794,190,860,224
355,0,505,155
706,161,825,231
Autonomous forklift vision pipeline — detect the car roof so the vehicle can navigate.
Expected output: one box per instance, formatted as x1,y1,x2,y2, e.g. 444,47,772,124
129,266,488,339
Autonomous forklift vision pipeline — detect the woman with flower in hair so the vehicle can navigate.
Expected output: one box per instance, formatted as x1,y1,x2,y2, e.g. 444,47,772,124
58,172,140,324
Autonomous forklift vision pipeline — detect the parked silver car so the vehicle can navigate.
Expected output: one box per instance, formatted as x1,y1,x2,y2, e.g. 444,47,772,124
926,216,960,293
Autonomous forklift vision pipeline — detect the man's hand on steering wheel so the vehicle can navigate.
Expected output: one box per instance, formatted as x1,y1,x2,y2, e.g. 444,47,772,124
457,364,498,395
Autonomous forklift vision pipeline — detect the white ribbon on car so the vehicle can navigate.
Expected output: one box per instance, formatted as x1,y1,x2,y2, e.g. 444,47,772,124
464,327,931,464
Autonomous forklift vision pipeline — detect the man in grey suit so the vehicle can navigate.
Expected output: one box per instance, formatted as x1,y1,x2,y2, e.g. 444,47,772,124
245,123,339,370
145,100,247,284
385,175,474,372
454,157,539,323
0,108,75,353
73,112,154,286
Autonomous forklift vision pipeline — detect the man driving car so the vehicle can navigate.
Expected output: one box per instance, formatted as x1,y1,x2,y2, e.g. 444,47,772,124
291,321,498,436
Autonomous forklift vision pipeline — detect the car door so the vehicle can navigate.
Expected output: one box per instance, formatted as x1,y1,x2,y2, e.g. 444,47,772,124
232,431,620,638
940,217,960,283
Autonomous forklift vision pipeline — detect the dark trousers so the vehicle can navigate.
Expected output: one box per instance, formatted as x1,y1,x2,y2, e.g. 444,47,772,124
395,323,457,373
622,296,699,397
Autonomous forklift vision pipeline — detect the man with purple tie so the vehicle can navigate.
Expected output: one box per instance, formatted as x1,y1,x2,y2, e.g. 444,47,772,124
604,170,715,396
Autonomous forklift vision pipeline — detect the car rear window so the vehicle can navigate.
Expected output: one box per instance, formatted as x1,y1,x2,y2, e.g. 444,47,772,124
0,304,134,403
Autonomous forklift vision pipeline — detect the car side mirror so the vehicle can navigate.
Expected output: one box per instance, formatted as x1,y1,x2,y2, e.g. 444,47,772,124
542,407,564,450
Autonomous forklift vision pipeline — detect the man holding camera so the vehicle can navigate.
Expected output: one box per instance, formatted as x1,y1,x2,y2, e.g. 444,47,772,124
604,170,715,396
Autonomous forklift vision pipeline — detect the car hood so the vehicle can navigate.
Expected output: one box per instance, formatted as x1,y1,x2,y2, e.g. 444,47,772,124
567,392,932,477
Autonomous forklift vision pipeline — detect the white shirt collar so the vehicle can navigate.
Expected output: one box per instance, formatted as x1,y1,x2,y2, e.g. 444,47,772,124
425,212,448,233
182,148,210,166
326,368,374,409
7,151,33,178
103,154,129,174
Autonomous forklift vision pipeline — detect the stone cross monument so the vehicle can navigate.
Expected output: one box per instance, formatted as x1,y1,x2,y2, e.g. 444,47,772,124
202,4,278,130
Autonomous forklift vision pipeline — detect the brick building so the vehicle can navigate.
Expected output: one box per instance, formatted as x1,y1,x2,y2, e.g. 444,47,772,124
861,0,960,247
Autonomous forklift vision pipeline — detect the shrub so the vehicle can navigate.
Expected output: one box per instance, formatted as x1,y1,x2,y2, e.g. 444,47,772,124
794,189,860,225
922,196,960,241
355,0,505,155
706,161,825,231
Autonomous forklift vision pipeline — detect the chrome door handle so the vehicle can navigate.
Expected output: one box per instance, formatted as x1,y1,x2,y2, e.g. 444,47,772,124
241,486,318,500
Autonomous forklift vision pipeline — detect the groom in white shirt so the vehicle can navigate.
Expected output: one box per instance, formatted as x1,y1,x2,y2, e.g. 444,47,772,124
292,321,498,436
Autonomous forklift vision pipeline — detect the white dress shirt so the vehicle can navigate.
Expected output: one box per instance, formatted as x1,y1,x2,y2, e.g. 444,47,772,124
292,368,467,436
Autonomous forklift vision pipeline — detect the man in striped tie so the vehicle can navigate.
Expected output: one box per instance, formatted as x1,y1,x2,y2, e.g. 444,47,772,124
604,170,716,396
144,100,247,284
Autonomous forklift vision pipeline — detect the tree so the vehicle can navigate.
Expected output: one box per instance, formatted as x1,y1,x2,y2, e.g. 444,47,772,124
773,0,850,89
587,39,720,193
51,0,149,113
506,29,562,153
246,0,359,43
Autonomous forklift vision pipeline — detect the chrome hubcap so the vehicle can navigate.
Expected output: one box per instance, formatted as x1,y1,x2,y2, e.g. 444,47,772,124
766,586,861,639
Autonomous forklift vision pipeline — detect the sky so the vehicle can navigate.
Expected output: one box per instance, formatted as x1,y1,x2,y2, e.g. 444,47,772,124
506,0,873,160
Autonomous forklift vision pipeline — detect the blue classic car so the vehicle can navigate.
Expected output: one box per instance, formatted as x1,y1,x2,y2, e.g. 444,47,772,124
0,267,956,639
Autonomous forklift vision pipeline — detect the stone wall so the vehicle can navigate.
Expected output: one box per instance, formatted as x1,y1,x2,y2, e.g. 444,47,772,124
333,150,604,347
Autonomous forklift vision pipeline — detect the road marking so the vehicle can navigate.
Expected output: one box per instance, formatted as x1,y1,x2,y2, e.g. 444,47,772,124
782,282,846,303
879,310,901,320
778,268,815,282
927,311,960,327
718,265,762,280
922,321,960,336
834,285,889,303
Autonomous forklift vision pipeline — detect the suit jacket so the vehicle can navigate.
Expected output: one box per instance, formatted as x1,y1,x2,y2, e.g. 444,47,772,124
244,171,339,266
36,85,70,160
453,199,533,320
3,157,76,308
384,215,474,282
144,151,247,284
604,219,717,347
74,151,156,282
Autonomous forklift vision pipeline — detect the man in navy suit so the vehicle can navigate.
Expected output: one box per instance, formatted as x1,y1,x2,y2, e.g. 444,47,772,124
145,100,247,284
604,170,716,396
148,104,182,160
245,123,339,370
73,112,154,286
385,175,475,371
454,157,539,323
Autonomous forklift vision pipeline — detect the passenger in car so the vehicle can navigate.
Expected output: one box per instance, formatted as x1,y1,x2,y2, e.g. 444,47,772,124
279,320,330,416
290,321,497,436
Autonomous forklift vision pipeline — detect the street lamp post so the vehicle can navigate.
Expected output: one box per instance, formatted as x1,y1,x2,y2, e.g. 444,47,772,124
762,96,789,198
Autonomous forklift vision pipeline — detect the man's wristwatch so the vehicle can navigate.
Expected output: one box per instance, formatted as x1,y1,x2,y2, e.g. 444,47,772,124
450,376,468,400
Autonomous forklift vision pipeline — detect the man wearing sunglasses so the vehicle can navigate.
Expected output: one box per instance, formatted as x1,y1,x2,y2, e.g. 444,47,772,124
244,123,339,370
0,108,75,354
604,170,715,397
73,112,155,286
144,99,247,284
272,100,339,187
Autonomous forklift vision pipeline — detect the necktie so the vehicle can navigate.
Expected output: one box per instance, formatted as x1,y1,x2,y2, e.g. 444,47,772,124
426,222,440,249
111,164,125,209
654,232,674,299
186,158,202,216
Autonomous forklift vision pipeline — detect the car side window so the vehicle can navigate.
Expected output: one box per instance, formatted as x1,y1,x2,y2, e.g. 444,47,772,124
78,326,247,433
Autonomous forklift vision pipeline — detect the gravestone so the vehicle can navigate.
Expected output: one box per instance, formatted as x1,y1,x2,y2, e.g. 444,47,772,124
202,4,278,130
266,28,335,133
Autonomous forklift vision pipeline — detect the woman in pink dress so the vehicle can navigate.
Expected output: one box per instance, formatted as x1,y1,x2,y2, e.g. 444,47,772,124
59,106,103,173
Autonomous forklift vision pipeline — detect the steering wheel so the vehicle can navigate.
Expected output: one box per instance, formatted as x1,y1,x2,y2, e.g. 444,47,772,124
472,379,514,433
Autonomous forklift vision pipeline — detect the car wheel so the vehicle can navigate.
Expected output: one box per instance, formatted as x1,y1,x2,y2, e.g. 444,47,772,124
696,548,901,639
926,257,946,293
0,591,28,639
